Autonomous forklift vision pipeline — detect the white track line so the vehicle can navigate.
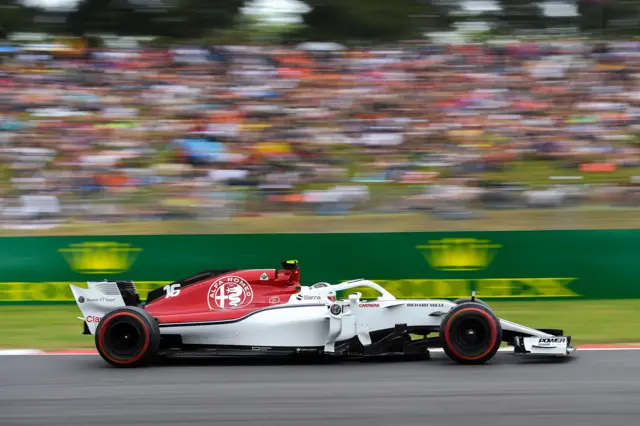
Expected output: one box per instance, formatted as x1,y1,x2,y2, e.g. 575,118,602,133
0,349,44,356
571,347,640,351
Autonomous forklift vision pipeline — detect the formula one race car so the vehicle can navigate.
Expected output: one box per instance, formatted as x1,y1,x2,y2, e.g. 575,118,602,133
70,260,575,368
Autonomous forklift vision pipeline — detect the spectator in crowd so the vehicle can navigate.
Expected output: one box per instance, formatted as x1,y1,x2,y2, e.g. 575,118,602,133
1,40,640,228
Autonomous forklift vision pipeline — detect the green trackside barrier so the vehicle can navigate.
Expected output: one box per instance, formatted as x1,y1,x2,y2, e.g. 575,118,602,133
0,229,639,303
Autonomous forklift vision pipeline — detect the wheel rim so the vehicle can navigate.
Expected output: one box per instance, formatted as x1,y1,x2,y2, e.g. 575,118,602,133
455,318,489,351
104,320,145,359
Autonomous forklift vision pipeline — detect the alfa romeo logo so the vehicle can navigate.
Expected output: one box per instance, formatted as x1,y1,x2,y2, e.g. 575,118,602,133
208,276,254,310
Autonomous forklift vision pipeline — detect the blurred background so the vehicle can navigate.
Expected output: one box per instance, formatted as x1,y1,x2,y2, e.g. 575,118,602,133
3,4,640,424
0,0,638,357
1,0,640,234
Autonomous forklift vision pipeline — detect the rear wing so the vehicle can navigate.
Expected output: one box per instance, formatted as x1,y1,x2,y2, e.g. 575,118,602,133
69,281,141,334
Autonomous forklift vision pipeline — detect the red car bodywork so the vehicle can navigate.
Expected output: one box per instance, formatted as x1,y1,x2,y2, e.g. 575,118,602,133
144,267,302,324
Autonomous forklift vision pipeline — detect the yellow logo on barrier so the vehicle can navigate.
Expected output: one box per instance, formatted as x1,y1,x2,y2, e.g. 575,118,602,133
335,237,581,299
344,278,580,300
58,242,142,274
0,281,170,302
416,238,502,271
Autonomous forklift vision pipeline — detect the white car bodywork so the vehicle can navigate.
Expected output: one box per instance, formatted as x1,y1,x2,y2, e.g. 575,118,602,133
71,278,575,358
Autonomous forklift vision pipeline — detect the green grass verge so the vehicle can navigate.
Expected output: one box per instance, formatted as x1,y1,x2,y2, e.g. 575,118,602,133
3,208,640,237
1,300,639,350
483,161,640,187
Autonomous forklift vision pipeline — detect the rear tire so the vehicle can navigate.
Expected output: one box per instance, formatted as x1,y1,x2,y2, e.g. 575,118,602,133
95,306,160,368
440,302,502,365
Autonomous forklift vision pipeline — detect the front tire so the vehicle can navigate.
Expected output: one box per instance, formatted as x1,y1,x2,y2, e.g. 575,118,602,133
95,306,160,368
440,302,502,365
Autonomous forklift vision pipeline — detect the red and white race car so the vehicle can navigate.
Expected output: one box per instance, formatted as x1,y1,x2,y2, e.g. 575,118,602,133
70,260,575,368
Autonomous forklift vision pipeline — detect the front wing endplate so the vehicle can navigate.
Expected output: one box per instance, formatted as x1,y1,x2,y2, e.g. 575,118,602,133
513,336,576,356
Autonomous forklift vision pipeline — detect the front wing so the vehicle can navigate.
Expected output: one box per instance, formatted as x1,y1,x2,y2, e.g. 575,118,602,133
513,335,576,356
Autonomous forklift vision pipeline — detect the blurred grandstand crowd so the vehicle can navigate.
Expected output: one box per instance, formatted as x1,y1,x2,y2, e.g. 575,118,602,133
1,40,640,228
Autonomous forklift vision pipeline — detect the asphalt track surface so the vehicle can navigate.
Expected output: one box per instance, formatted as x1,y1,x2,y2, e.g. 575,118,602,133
1,350,640,426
